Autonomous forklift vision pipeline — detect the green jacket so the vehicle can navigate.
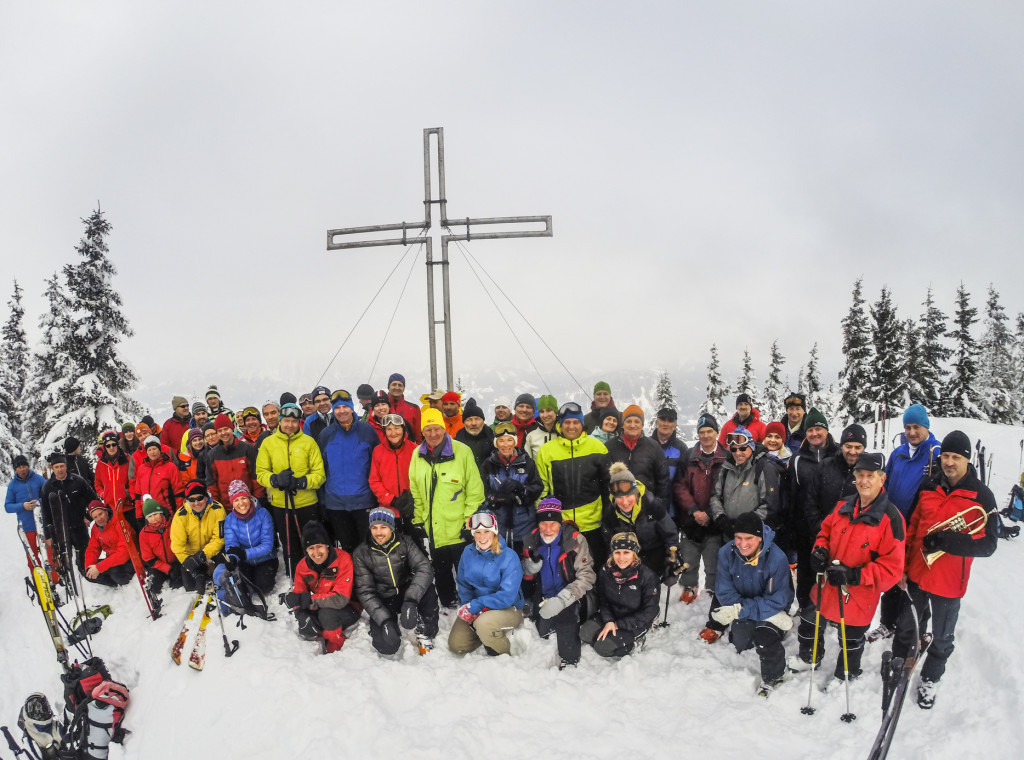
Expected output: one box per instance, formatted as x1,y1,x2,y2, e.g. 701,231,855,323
534,431,609,532
255,427,326,509
410,435,485,549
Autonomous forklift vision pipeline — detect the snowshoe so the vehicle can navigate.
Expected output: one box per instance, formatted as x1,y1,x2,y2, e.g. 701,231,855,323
917,679,939,709
866,623,894,643
679,586,699,604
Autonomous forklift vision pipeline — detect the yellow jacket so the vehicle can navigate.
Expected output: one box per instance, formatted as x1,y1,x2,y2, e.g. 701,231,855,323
170,501,226,563
255,427,326,509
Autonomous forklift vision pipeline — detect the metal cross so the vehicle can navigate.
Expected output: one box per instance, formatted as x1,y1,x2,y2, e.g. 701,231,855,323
327,127,553,390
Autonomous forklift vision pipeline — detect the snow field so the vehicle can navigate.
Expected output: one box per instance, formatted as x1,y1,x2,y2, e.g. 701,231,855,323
1,418,1022,759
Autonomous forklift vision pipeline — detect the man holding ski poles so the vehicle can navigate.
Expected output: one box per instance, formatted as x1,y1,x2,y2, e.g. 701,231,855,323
41,452,96,574
789,453,904,714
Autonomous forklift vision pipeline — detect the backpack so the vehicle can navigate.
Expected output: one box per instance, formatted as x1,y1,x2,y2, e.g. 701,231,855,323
1002,485,1024,523
60,656,130,759
213,565,275,622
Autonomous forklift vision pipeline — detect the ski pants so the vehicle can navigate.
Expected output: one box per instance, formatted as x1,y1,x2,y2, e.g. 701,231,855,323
795,531,815,610
325,508,370,554
728,618,787,682
581,528,608,568
877,585,903,630
429,542,465,608
679,533,722,590
536,600,582,664
238,558,279,595
448,607,523,655
86,562,134,587
271,503,319,575
368,585,440,655
892,581,960,683
297,605,361,653
797,606,868,679
580,618,649,658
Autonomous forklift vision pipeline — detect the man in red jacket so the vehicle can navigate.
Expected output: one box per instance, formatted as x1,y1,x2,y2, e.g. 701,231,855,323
892,430,997,709
161,395,193,452
84,501,134,586
206,414,261,504
387,372,422,442
718,393,767,444
789,452,904,680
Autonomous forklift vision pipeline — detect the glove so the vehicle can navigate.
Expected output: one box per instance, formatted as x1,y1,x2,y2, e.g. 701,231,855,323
809,546,830,574
765,610,794,632
456,604,481,624
399,600,419,631
293,475,307,491
224,554,238,571
410,523,429,542
183,551,207,576
460,527,473,544
392,491,414,519
270,468,294,491
826,563,861,587
710,602,742,626
527,546,542,564
284,591,313,610
538,588,575,620
168,570,184,589
714,514,735,538
147,568,168,595
922,531,954,553
227,546,246,562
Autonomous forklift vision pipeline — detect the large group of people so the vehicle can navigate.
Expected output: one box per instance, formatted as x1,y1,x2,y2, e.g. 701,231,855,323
4,377,998,706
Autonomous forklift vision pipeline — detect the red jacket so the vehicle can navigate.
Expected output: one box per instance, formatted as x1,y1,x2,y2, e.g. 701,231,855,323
161,414,192,453
129,443,175,499
140,520,177,575
205,439,262,504
293,548,354,609
906,469,998,599
389,396,422,443
812,492,905,626
718,407,768,444
85,521,131,572
368,438,417,513
134,453,182,519
94,452,130,509
366,416,389,447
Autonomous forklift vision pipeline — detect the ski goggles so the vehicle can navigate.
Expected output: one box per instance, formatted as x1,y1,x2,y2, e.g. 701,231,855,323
467,511,499,533
279,404,302,419
611,480,638,495
241,406,262,421
726,433,752,447
381,413,406,428
493,423,517,439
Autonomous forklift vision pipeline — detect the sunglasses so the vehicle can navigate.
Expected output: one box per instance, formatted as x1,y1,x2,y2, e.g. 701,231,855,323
280,405,302,419
467,512,498,531
381,413,405,428
186,495,206,503
729,445,751,453
104,442,119,448
176,403,189,410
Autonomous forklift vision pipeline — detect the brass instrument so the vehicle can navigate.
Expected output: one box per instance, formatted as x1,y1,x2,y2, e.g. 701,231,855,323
922,504,990,567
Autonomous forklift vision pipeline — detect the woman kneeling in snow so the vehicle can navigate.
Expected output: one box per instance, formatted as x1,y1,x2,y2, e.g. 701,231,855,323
282,521,359,653
581,532,660,657
448,508,524,656
217,480,278,594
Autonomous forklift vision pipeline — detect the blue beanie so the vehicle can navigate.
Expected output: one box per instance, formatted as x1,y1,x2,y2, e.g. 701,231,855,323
560,408,585,425
368,507,396,531
903,404,930,429
388,373,405,387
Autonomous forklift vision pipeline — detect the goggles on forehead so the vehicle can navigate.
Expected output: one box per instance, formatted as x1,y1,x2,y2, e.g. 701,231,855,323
241,406,261,420
280,404,302,419
558,402,582,417
382,414,406,428
726,433,751,446
467,511,498,532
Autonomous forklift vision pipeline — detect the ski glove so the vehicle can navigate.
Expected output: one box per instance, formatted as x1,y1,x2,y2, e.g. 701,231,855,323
183,551,207,576
765,610,794,632
809,546,830,574
270,469,294,491
538,588,575,620
456,604,482,624
392,491,414,519
399,600,419,630
710,603,742,626
227,546,246,562
826,563,861,587
410,523,429,543
224,555,238,571
714,515,735,538
293,475,307,491
922,530,955,553
522,548,543,576
284,591,313,610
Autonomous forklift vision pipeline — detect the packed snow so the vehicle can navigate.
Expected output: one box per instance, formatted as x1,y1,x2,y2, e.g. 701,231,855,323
2,417,1022,759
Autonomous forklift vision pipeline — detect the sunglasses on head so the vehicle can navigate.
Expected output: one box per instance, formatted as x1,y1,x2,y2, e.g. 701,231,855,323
331,390,352,403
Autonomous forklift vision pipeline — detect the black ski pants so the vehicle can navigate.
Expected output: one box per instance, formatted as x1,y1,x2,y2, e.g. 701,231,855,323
729,618,787,682
325,508,370,554
581,528,607,568
580,618,647,658
536,600,582,664
271,503,320,576
430,542,465,608
892,581,961,683
238,558,279,595
796,606,868,679
368,585,440,655
86,562,134,587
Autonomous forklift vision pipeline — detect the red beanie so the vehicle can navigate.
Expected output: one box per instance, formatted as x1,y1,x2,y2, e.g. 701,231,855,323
214,413,233,430
765,421,787,440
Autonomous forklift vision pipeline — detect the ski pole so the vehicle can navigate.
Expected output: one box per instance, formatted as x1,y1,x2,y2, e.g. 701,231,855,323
212,583,239,658
282,489,294,579
801,572,826,716
835,564,856,723
1018,440,1022,475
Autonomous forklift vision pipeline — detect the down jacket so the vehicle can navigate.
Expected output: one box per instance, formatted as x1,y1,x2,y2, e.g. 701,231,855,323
714,523,794,622
223,505,275,566
884,432,942,518
293,548,354,610
456,536,525,614
594,559,661,634
4,469,46,533
353,533,434,626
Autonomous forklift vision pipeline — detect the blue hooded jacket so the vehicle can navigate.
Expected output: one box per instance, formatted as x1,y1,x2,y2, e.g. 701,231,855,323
223,504,275,565
884,432,941,519
318,419,379,511
457,535,525,614
5,470,46,533
714,523,794,622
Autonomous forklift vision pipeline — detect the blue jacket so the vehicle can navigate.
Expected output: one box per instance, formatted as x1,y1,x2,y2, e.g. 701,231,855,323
884,432,941,518
5,470,46,533
318,420,379,511
457,536,524,613
715,523,794,622
223,505,275,565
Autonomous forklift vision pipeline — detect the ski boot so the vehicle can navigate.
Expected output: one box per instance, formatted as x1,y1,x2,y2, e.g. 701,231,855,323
917,679,939,709
679,586,699,604
756,676,785,698
698,627,721,644
866,623,894,643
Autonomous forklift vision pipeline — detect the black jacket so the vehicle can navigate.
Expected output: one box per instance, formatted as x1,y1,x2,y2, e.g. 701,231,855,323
804,452,858,535
353,533,434,627
788,435,839,537
595,560,661,633
455,426,495,470
601,491,678,567
605,436,672,516
40,473,96,537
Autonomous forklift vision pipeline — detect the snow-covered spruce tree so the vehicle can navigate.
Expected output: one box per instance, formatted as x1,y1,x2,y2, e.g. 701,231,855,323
918,286,951,414
699,345,729,420
943,283,983,419
839,278,874,422
805,343,823,410
899,317,927,408
866,286,902,417
44,207,143,453
654,370,677,413
0,280,31,477
1015,313,1024,424
976,284,1017,422
761,340,785,422
795,365,806,393
735,348,758,406
24,273,77,460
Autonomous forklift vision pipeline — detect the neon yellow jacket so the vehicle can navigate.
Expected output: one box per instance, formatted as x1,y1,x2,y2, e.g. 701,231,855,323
255,428,326,509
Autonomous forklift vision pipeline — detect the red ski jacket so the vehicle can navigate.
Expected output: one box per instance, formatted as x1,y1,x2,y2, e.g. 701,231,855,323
718,407,768,444
161,414,192,453
206,439,262,504
94,453,130,509
140,521,177,575
134,454,182,519
85,521,131,572
906,468,998,599
812,491,905,626
368,438,417,512
293,548,355,610
389,397,422,443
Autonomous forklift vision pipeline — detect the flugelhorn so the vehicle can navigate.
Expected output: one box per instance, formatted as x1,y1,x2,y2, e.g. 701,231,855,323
922,504,990,567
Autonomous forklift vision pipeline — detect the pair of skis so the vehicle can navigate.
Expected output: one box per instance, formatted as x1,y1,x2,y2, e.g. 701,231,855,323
170,583,239,670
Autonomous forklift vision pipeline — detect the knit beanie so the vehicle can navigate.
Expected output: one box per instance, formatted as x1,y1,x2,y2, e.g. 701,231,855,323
171,395,188,411
462,399,485,421
784,392,806,410
736,393,752,407
733,512,764,539
388,373,406,387
122,422,136,433
621,405,644,422
368,507,396,531
183,480,208,500
205,386,221,401
144,435,162,450
442,391,461,404
421,408,445,430
656,408,678,422
371,391,391,408
559,405,585,425
696,414,719,433
840,424,867,447
514,393,535,410
227,479,251,504
87,500,109,520
764,421,787,440
280,392,297,407
594,381,611,395
356,384,375,402
331,390,354,410
903,404,930,429
135,423,152,438
804,408,829,432
187,428,205,446
537,395,558,413
142,498,165,519
63,436,81,454
941,430,971,460
535,498,563,524
302,520,331,549
214,414,233,430
13,454,29,468
192,401,209,416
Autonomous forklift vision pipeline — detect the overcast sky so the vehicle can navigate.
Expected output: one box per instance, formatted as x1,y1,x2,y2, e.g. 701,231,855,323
2,2,1022,410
